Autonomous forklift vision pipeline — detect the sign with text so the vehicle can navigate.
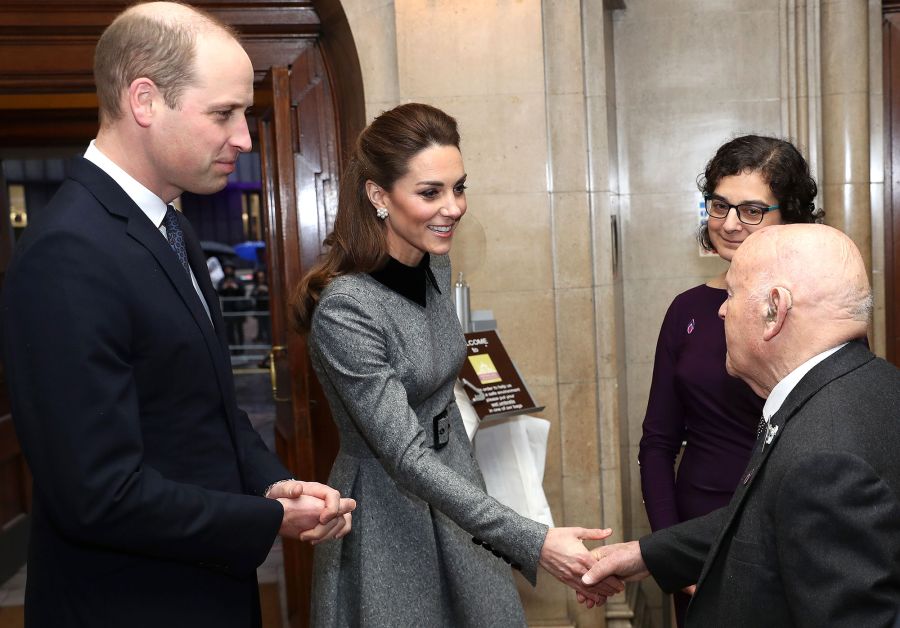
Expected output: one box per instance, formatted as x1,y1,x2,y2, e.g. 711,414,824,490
458,330,544,421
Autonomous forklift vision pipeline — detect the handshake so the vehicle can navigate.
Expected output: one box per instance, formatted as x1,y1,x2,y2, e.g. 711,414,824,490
540,529,651,608
261,484,649,609
265,480,357,544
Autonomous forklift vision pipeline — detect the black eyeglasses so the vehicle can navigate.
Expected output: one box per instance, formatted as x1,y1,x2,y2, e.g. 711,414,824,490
704,196,779,226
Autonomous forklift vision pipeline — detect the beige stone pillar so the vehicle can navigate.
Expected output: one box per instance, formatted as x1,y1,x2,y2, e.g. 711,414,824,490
338,0,400,120
779,0,822,185
820,0,871,271
541,0,629,625
542,0,606,625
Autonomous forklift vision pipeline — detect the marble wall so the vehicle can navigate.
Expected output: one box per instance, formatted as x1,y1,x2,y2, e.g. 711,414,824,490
335,0,887,626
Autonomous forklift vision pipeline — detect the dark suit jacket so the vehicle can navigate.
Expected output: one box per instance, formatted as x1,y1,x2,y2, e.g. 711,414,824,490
0,158,290,628
641,341,900,627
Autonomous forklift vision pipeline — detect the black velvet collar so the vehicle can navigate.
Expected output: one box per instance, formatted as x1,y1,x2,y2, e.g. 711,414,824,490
369,253,440,307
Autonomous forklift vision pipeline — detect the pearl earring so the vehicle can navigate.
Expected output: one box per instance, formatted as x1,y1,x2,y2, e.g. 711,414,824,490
376,207,388,220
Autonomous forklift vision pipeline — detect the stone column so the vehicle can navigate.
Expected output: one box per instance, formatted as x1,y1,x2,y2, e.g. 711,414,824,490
820,0,871,272
541,0,630,625
338,0,400,120
779,0,822,184
542,1,607,625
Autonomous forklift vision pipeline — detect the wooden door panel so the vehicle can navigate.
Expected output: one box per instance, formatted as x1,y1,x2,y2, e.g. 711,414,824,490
257,66,313,627
257,42,340,628
885,15,900,364
287,45,340,484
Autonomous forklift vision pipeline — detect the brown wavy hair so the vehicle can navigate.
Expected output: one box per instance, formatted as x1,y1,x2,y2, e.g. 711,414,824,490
697,135,822,252
292,103,461,332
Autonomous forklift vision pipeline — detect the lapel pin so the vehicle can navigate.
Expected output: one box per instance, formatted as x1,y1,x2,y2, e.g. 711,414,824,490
765,423,779,445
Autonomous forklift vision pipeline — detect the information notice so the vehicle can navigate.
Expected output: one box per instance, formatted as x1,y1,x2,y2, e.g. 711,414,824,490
457,330,543,421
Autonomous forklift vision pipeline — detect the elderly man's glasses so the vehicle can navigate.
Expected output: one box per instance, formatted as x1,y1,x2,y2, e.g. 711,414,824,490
704,196,779,226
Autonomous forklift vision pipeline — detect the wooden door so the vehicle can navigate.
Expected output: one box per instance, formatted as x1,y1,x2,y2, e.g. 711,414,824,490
886,11,900,365
256,43,341,628
0,164,32,584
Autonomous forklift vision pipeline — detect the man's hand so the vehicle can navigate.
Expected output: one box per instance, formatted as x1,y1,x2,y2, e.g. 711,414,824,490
539,527,624,604
267,480,356,543
266,480,350,524
576,541,650,608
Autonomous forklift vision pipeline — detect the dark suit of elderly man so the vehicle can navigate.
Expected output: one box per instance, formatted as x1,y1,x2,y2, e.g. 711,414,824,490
0,3,353,627
580,224,900,627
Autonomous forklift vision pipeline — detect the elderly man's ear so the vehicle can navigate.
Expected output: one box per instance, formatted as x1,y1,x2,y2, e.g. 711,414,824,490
763,286,792,341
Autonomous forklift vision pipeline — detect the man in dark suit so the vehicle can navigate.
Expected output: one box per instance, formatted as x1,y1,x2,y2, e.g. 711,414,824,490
580,224,900,626
0,3,354,626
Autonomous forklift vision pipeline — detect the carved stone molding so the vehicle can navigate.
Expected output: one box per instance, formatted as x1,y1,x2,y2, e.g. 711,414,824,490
779,0,823,185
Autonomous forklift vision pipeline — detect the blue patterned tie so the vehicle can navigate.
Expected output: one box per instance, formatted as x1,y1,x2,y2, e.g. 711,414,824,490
163,205,191,276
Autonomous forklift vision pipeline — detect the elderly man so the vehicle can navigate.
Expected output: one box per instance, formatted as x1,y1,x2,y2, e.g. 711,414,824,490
582,224,900,627
1,3,353,627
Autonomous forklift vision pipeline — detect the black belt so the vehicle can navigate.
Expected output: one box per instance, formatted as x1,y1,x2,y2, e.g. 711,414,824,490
431,408,450,450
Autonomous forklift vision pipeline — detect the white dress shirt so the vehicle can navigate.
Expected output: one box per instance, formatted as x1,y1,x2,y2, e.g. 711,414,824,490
83,141,212,322
762,342,848,423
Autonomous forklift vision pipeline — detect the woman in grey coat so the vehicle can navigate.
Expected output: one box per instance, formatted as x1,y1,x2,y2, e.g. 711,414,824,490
293,103,621,627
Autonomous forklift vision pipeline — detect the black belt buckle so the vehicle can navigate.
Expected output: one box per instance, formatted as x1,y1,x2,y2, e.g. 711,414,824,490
432,409,449,450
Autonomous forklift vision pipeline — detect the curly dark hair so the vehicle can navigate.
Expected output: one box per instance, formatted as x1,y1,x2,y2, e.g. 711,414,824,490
697,135,822,251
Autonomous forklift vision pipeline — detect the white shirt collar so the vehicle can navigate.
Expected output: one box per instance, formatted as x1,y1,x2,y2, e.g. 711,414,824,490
83,140,168,230
762,343,848,423
83,141,212,324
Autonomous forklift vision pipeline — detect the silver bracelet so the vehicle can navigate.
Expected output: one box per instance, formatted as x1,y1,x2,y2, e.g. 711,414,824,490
263,478,295,498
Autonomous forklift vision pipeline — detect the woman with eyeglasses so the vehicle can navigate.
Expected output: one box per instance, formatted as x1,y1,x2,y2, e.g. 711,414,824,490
638,135,821,627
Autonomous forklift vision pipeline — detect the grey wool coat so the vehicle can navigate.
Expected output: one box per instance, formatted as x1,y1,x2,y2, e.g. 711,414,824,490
308,254,547,628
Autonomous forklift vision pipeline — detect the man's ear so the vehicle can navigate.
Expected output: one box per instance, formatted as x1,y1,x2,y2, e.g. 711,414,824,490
763,286,792,341
128,78,158,128
364,180,388,212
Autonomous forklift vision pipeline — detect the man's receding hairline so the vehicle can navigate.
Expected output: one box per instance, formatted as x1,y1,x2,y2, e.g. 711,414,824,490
122,1,234,40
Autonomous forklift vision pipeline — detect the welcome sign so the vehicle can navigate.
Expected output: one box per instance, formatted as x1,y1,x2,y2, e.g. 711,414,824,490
458,330,543,421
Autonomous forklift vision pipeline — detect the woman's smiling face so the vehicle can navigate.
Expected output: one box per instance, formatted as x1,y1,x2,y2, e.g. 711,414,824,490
369,144,467,266
707,169,783,262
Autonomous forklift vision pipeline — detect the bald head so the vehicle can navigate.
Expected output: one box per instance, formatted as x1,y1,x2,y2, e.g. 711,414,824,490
719,224,870,396
735,224,871,327
94,1,239,123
